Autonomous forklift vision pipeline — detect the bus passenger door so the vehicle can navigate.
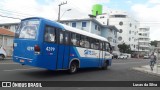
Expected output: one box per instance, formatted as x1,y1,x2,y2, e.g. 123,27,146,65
42,25,58,70
99,41,105,67
57,30,70,69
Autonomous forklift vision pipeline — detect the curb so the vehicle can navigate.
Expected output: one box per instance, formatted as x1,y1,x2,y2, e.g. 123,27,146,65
133,67,160,77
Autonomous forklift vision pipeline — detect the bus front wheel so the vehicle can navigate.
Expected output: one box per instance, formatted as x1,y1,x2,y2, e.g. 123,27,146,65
102,61,109,70
68,62,78,74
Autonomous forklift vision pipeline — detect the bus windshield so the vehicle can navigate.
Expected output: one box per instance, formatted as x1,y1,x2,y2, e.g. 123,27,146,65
15,19,40,39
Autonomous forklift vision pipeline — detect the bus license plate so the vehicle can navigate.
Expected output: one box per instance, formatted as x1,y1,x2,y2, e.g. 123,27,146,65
20,59,25,63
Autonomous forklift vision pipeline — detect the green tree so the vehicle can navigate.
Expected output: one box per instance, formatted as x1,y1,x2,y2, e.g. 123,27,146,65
118,43,131,54
150,40,158,47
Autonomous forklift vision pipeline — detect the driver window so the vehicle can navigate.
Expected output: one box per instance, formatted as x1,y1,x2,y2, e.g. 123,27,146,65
106,43,110,52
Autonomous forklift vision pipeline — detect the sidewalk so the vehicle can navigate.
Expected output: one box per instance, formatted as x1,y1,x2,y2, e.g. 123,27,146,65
5,56,12,60
133,64,160,77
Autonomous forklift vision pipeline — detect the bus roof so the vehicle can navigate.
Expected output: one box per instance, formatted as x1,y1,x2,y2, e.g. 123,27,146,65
60,23,108,42
22,17,108,42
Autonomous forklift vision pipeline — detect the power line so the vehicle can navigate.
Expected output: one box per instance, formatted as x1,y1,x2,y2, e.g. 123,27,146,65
0,9,36,17
0,14,21,20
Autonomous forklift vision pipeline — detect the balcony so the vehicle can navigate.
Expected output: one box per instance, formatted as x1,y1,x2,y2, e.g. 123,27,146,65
139,45,149,47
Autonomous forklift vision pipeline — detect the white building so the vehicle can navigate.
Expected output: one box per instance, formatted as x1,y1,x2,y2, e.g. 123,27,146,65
138,26,150,55
96,10,139,51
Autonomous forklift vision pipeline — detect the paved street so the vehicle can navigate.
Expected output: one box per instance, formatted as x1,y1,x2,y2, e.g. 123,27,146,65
0,58,160,90
0,58,160,81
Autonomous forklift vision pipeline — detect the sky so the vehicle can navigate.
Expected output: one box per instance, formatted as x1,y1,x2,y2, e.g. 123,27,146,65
0,0,160,41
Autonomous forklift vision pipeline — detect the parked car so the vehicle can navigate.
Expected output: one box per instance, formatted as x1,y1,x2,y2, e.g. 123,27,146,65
118,54,128,59
0,46,7,60
143,55,149,59
112,53,118,59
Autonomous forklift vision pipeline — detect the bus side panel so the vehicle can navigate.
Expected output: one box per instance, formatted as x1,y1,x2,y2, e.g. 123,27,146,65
85,48,100,67
39,43,58,70
99,50,103,67
57,44,65,69
62,45,70,69
104,51,112,66
69,47,100,68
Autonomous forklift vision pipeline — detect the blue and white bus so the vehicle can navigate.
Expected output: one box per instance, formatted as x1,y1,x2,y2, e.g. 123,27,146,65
13,17,112,73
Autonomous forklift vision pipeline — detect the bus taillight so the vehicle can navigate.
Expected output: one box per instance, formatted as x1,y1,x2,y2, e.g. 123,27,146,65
34,45,40,53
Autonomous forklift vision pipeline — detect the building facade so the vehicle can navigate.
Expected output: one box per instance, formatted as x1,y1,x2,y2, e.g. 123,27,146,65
96,10,140,51
138,26,150,55
0,28,14,56
60,18,119,50
0,23,19,32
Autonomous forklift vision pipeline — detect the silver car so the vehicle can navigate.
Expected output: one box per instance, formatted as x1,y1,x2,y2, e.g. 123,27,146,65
0,46,7,60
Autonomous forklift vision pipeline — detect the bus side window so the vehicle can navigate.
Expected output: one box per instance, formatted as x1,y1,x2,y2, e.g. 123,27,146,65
76,34,80,46
71,33,77,46
44,26,56,43
90,38,94,49
99,41,103,50
59,30,64,44
80,35,85,47
84,37,90,48
94,40,99,50
64,31,69,45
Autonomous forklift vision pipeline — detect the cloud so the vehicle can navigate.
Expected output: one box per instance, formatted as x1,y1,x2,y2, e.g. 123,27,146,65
131,1,160,41
126,0,132,4
0,0,109,23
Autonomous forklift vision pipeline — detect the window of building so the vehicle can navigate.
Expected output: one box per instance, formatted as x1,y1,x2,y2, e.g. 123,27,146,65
82,22,87,27
119,29,123,33
114,31,116,35
95,25,97,30
98,26,101,31
118,36,122,41
129,30,131,34
129,37,131,41
66,22,69,25
130,23,132,27
110,15,126,18
119,21,123,26
72,22,76,27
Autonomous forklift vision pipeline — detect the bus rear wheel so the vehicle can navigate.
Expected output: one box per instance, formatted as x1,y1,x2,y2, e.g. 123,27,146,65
68,62,78,74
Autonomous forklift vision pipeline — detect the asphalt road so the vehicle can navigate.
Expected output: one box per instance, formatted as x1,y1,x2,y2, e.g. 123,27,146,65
0,58,160,90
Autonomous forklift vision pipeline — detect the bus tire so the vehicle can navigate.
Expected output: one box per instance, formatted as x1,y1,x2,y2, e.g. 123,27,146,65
68,61,78,74
102,61,108,70
0,54,5,60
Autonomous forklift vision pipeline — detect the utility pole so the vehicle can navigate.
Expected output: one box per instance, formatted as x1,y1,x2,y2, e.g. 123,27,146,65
58,1,67,22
